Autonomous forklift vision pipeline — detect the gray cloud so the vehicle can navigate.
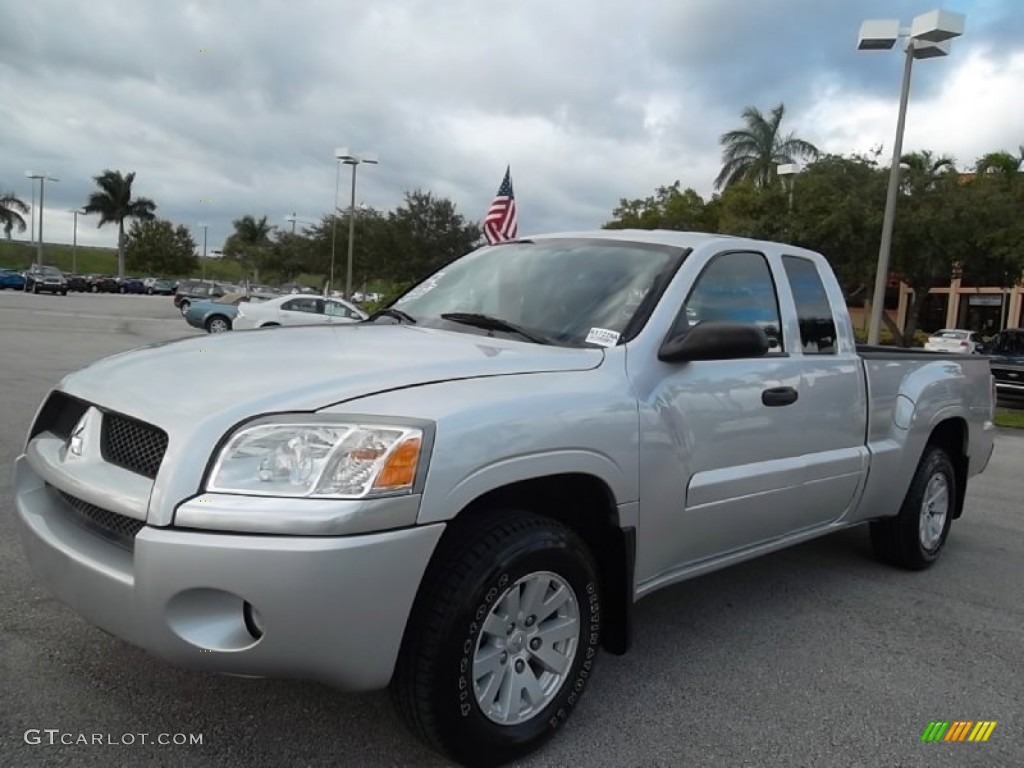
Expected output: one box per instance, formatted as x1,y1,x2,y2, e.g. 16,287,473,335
1,0,1019,254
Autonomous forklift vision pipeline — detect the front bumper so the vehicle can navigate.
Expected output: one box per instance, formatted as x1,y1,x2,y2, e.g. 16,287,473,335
13,454,444,691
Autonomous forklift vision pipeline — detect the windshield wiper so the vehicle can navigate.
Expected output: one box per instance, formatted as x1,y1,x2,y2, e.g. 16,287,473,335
367,307,417,324
440,313,552,345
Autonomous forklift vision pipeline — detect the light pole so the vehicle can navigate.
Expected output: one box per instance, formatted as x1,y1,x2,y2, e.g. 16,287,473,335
286,212,298,234
858,10,965,345
776,163,798,213
27,174,36,246
196,223,208,279
25,172,59,266
331,148,378,299
69,209,86,273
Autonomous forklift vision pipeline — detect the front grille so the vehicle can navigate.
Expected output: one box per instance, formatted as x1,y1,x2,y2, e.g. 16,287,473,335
57,489,145,550
101,414,169,479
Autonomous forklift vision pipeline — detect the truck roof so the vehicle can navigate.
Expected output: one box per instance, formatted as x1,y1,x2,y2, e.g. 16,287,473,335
522,229,821,258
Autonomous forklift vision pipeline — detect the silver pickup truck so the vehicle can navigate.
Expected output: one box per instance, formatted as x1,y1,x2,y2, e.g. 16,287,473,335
13,231,997,767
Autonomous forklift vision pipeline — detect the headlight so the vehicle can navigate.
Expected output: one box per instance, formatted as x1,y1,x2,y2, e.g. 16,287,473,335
207,421,425,498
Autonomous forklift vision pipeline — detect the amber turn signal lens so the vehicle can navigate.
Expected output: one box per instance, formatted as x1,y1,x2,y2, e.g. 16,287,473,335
373,437,422,490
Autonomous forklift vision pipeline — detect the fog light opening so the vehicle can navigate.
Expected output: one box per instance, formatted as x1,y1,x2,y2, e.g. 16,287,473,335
243,601,264,640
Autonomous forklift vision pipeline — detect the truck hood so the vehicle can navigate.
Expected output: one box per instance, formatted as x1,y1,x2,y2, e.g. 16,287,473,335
58,323,604,427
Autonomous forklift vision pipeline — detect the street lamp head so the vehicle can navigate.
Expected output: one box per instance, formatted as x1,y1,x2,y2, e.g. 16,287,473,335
857,19,900,50
910,9,965,44
334,147,378,165
911,39,952,59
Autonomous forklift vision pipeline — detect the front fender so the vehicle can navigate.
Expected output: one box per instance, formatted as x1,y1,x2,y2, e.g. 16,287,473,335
417,449,630,526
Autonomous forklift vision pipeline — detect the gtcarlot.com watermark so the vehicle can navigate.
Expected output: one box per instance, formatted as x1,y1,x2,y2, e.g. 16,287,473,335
25,729,203,746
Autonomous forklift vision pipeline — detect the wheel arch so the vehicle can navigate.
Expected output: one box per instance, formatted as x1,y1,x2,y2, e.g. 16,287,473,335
407,472,635,661
926,416,969,519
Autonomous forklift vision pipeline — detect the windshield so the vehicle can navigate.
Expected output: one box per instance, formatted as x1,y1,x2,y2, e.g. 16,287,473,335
39,267,62,276
990,332,1024,355
391,239,682,346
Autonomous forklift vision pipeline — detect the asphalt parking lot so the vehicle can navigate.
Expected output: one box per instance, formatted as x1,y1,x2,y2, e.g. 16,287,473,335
1,290,1022,768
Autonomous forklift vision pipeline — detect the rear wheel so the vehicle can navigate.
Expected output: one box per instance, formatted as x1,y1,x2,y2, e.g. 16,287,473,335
206,315,231,333
392,510,602,767
179,300,191,315
870,445,955,570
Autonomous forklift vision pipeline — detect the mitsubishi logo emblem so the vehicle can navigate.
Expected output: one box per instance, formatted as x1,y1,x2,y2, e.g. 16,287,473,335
68,413,87,457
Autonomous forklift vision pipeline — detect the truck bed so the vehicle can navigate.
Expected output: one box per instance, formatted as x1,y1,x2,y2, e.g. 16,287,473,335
856,345,977,360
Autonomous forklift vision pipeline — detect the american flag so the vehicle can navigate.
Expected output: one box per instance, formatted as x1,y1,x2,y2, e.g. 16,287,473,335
484,166,518,244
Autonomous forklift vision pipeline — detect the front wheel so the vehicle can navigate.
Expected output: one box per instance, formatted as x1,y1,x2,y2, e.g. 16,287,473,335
392,511,602,767
870,445,956,570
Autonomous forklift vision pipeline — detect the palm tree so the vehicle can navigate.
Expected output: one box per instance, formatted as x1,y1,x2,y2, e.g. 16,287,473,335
0,192,30,240
974,147,1024,180
225,215,274,282
899,150,956,193
83,170,157,277
715,103,820,190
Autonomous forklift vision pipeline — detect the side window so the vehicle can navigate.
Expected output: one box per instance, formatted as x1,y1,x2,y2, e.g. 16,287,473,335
282,298,320,313
325,301,362,319
782,256,837,354
674,251,783,352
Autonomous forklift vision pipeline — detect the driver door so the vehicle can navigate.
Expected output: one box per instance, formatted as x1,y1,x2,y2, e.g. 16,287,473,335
638,250,812,568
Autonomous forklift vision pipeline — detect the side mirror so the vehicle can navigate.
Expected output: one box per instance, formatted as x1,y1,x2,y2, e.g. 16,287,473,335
658,322,770,362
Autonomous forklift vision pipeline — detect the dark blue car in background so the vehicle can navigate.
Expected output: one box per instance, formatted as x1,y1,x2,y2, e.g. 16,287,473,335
0,269,26,290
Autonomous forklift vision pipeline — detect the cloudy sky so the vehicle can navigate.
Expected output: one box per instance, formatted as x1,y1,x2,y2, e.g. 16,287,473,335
2,0,1022,252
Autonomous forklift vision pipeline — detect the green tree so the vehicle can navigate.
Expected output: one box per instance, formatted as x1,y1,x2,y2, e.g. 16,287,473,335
715,103,819,190
124,219,198,276
383,190,483,284
0,192,30,240
786,153,887,294
974,147,1023,180
83,170,157,278
604,182,716,231
223,215,274,282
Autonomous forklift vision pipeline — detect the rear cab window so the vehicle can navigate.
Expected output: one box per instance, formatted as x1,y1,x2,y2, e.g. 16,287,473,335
781,255,837,354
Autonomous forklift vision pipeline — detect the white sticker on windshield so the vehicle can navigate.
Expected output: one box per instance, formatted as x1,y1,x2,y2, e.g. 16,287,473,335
585,327,621,347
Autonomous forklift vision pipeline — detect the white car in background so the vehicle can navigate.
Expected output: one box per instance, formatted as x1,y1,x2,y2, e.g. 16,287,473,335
233,294,368,330
924,328,984,354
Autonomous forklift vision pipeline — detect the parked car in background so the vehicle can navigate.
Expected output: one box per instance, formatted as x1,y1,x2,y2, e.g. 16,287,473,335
11,230,997,767
115,277,146,294
984,328,1024,405
24,265,67,295
924,329,983,354
174,280,231,315
351,291,383,303
279,282,318,295
184,293,263,334
87,275,119,293
143,277,175,295
64,274,89,292
0,268,26,290
233,294,366,329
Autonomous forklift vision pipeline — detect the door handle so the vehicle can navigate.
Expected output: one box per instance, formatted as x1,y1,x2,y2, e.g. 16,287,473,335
762,386,799,407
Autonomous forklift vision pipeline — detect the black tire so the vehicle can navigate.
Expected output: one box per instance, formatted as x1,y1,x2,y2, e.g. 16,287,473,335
206,315,231,333
870,445,956,571
61,290,67,296
32,283,39,294
179,300,190,315
391,510,602,768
